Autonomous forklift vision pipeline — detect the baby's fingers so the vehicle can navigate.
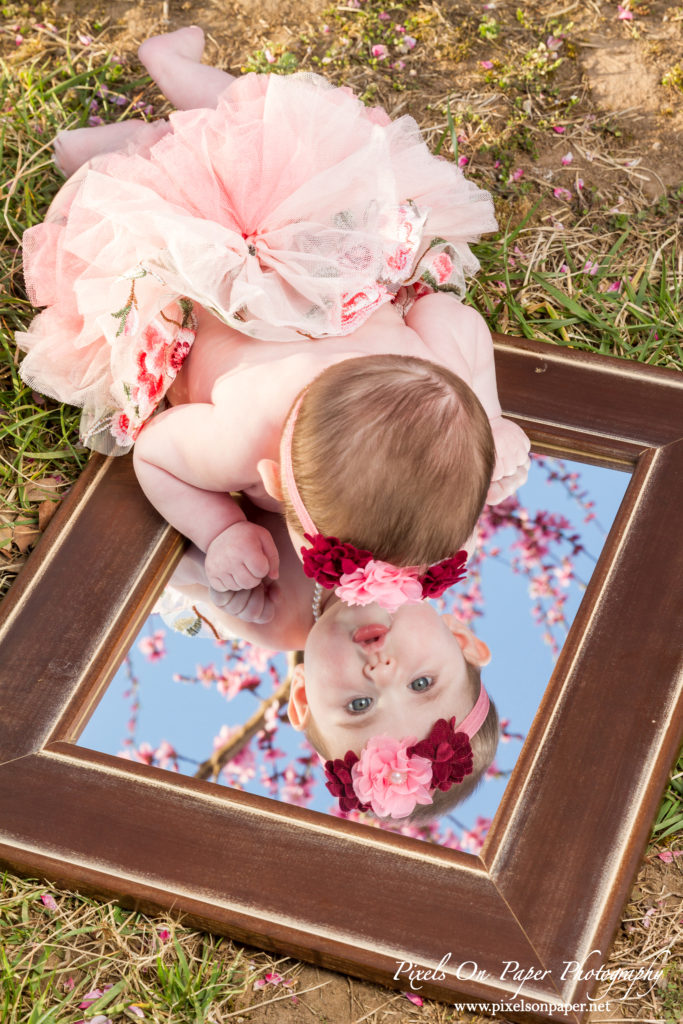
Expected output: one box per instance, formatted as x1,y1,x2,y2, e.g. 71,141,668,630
487,457,531,505
209,584,276,623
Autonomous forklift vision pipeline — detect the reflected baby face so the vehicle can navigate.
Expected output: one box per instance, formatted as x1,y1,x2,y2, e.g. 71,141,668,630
290,601,489,761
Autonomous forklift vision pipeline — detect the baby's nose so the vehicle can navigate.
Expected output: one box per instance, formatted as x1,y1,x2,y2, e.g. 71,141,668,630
362,653,396,684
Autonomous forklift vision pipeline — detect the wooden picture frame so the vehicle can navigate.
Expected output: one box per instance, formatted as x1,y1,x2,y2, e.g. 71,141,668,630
1,335,681,1023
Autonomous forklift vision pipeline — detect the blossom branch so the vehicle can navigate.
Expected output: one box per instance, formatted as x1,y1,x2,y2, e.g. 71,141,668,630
194,653,299,781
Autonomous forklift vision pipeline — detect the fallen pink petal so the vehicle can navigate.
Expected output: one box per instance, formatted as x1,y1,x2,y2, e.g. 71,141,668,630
658,849,683,863
553,187,573,202
480,60,494,69
561,152,573,165
617,4,633,19
79,988,106,1009
552,125,566,134
458,155,469,167
405,992,424,1005
41,893,58,910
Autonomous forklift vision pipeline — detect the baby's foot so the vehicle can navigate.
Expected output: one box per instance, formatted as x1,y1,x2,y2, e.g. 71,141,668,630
137,25,205,70
53,121,164,177
138,26,233,110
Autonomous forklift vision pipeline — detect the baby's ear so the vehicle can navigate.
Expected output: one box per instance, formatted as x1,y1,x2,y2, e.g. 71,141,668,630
287,663,310,731
257,458,283,501
442,614,491,667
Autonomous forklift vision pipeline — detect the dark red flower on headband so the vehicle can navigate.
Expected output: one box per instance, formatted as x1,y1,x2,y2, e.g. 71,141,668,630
419,551,468,599
302,533,373,589
408,717,474,791
323,751,370,813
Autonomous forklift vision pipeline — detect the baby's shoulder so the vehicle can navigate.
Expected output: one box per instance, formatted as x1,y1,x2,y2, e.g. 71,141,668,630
210,344,342,418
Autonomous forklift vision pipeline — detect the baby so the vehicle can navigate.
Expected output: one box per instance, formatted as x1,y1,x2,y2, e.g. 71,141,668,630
162,503,498,823
16,28,530,622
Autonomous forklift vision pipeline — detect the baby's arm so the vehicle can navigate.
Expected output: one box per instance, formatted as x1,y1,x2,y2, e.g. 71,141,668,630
133,402,279,591
405,293,530,503
166,502,313,643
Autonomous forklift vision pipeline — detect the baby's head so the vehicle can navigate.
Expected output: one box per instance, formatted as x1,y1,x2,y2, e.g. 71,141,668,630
287,599,499,822
266,354,495,568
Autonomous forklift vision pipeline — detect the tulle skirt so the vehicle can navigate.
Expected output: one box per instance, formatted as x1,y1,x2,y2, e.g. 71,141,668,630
17,71,497,453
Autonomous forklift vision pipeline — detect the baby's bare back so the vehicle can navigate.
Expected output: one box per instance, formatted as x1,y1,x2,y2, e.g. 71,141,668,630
168,300,469,419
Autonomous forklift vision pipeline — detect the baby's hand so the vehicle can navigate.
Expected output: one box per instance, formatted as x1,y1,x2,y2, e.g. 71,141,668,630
208,581,280,624
205,520,279,592
486,417,531,505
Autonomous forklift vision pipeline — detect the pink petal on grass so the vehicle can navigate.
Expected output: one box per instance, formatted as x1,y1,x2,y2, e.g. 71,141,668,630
658,850,683,863
128,1007,145,1019
405,992,424,1006
510,167,524,181
41,893,58,910
553,187,572,201
79,988,106,1009
458,155,469,167
561,151,573,165
617,5,633,19
480,60,494,69
552,125,566,134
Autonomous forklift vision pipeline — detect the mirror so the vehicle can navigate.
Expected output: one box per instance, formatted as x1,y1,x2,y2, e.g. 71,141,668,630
79,452,630,848
1,335,680,1018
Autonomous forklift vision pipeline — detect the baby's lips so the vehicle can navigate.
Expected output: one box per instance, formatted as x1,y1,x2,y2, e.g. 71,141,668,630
352,624,389,649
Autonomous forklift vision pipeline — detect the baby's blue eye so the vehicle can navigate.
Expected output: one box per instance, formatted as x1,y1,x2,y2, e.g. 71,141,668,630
347,696,373,714
410,676,433,692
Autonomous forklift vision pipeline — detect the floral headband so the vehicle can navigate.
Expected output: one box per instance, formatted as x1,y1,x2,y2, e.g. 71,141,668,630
323,684,490,819
281,396,468,613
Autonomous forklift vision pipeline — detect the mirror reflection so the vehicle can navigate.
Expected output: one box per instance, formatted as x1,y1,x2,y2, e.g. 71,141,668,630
79,453,630,849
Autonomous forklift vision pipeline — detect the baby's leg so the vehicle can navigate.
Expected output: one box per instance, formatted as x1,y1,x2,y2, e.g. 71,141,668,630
53,120,168,177
138,26,235,111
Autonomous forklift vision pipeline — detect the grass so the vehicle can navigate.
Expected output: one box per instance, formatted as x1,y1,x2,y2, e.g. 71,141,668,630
0,1,681,1021
0,873,298,1023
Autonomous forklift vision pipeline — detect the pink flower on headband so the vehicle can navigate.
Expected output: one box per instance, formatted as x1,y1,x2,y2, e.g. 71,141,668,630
301,534,372,588
350,737,433,819
335,560,423,614
419,552,468,598
299,533,468,611
408,717,474,790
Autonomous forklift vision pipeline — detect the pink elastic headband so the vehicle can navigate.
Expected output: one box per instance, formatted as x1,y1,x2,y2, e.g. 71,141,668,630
281,394,315,536
456,683,490,739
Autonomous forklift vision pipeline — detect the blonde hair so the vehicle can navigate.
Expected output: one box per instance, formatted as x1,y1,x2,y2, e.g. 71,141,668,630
305,661,499,823
282,354,494,566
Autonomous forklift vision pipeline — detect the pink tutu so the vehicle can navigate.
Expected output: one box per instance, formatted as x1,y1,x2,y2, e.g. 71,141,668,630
17,72,497,454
